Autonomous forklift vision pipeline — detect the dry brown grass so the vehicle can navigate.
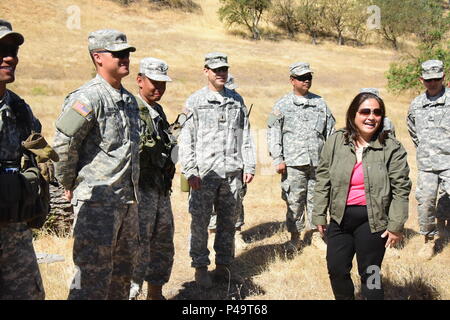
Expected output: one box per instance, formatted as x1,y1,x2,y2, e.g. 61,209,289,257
3,0,449,300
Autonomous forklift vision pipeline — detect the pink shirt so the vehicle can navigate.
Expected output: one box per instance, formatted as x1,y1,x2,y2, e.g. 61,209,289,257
346,161,367,206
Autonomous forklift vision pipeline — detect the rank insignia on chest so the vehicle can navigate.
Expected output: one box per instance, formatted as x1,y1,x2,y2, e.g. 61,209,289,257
219,113,226,123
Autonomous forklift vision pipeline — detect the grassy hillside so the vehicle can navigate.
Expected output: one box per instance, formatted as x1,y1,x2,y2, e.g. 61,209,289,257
3,0,449,300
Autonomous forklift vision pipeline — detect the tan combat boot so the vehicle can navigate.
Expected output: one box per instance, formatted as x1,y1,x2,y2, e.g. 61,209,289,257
234,230,248,251
310,230,327,251
195,267,212,288
147,284,166,300
418,235,435,260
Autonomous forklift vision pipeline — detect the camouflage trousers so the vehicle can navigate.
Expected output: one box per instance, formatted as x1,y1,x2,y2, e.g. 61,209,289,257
208,183,247,230
68,201,139,300
132,188,174,287
416,169,450,236
189,173,243,268
0,222,45,300
281,165,316,233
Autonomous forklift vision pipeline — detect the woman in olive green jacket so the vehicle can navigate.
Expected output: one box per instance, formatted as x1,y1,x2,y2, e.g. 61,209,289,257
312,92,411,300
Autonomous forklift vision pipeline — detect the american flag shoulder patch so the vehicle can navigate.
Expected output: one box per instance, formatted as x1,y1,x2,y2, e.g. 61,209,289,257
71,101,92,118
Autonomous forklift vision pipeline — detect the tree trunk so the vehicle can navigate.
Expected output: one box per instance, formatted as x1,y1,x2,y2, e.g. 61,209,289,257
252,26,261,40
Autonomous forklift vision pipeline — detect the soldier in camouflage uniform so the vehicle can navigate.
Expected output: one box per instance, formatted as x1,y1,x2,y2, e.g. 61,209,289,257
208,73,247,249
179,52,256,288
53,30,140,299
267,62,335,251
129,58,176,300
0,19,45,300
407,60,450,259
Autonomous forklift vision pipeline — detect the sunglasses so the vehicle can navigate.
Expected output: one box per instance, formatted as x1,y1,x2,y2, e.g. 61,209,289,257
424,77,443,83
293,74,312,82
358,108,383,117
0,46,19,58
210,66,229,73
95,50,130,59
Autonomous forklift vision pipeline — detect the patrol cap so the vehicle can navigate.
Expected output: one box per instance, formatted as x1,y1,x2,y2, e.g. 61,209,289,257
139,57,172,82
225,73,237,90
204,52,229,69
290,62,313,76
421,60,444,80
88,29,136,53
0,19,24,46
360,88,380,97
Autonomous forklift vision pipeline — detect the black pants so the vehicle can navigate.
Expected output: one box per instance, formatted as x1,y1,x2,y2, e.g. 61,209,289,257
326,205,387,300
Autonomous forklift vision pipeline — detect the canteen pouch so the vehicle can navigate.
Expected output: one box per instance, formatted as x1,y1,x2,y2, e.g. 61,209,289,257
180,174,190,192
0,174,22,224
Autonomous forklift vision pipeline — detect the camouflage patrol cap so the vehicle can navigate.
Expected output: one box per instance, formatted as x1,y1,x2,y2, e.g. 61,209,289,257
360,88,380,97
0,19,24,46
204,52,229,69
88,29,136,53
139,57,172,82
225,73,237,90
421,60,444,80
290,62,313,76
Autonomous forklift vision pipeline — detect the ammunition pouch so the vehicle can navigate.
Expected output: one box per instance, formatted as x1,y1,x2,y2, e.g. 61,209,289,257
0,163,51,228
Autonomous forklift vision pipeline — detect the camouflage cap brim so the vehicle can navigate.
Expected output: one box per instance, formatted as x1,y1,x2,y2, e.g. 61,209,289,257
206,61,229,69
104,43,136,52
291,69,313,77
422,71,444,80
0,32,24,46
144,73,172,82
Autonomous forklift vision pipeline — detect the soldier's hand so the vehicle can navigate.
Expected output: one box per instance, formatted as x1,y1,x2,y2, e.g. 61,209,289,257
276,162,286,175
64,189,73,202
188,176,202,190
243,173,254,184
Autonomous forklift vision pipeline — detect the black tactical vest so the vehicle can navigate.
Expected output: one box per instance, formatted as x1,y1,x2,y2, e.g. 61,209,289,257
137,97,176,195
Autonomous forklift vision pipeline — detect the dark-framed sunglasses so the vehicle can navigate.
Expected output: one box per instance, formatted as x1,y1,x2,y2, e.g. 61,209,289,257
424,77,443,83
95,50,130,59
210,66,229,73
0,45,19,58
358,108,383,117
293,73,312,82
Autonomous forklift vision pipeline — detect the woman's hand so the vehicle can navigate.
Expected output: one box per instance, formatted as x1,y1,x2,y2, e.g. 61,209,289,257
64,189,73,201
317,225,327,237
381,230,403,248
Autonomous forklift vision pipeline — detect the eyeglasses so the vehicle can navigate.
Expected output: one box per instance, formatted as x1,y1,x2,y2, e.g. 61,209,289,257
95,50,130,59
293,73,312,82
0,46,19,58
358,108,383,117
424,77,443,83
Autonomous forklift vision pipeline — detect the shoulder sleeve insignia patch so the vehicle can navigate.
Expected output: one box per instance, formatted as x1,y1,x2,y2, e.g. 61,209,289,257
72,101,92,118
